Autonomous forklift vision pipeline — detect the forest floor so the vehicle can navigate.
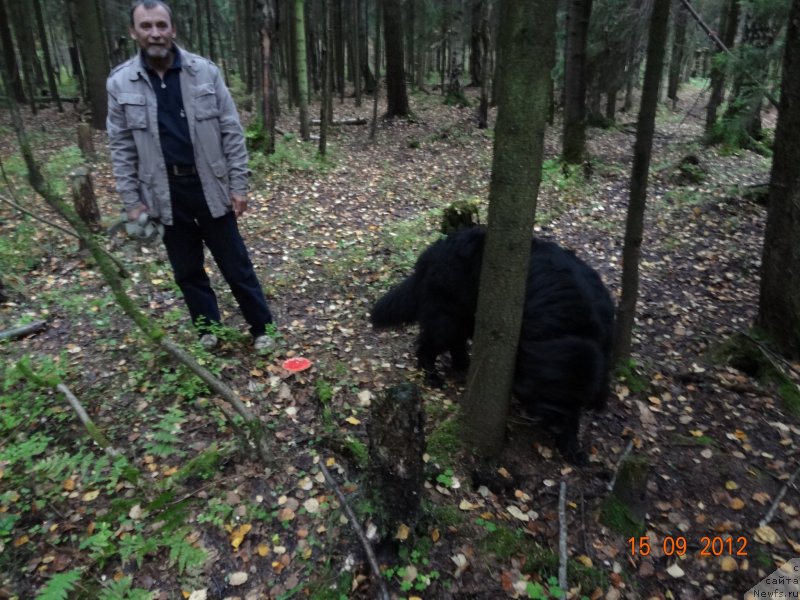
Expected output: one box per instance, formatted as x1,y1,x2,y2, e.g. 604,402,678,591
1,82,798,600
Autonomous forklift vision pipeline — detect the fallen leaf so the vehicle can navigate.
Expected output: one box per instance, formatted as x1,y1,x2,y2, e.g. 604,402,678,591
666,563,685,578
720,556,738,572
507,506,530,522
82,490,100,502
230,523,252,549
228,571,248,586
395,523,410,541
754,525,780,545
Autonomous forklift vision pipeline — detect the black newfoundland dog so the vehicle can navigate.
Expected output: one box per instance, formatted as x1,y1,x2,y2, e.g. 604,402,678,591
371,226,614,462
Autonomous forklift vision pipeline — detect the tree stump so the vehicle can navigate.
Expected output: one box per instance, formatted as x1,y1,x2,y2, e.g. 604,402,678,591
76,123,95,160
600,455,650,536
70,167,101,245
367,383,426,540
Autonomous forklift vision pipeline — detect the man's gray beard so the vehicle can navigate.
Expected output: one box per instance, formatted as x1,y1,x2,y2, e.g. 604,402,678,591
146,46,170,59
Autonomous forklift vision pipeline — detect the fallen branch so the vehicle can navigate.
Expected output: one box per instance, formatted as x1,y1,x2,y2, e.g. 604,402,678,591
607,439,635,492
0,319,48,341
558,481,568,592
15,359,120,456
759,461,800,527
310,118,368,126
55,383,120,456
0,193,129,278
318,458,390,600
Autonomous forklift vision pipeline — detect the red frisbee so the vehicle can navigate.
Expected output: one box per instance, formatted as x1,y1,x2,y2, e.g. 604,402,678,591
282,357,312,372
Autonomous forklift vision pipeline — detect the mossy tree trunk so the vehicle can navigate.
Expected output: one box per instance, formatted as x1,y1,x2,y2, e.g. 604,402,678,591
295,0,310,141
463,0,557,456
758,0,800,359
612,0,671,365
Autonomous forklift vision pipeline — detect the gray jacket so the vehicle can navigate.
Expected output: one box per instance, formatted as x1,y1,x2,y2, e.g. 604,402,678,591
106,46,249,226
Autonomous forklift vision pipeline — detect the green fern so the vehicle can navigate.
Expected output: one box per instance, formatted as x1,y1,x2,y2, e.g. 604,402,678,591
98,575,153,600
168,530,207,574
35,569,82,600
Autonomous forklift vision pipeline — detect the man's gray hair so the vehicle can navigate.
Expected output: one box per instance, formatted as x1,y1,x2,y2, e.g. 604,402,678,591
129,0,173,26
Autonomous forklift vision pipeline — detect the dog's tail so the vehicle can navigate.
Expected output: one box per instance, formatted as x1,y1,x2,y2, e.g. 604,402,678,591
371,275,419,327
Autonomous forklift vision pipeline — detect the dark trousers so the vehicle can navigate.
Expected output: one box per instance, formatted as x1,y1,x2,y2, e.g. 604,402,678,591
162,174,273,337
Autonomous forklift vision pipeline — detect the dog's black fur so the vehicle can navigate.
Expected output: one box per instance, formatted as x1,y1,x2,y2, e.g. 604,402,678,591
371,226,614,462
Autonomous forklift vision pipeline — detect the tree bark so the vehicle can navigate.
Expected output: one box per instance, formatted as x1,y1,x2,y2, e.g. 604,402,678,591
70,167,101,242
0,0,25,102
296,0,310,140
33,0,62,112
612,0,672,364
476,0,491,129
705,0,740,135
319,0,332,155
69,0,109,129
758,0,800,359
562,0,593,164
383,0,409,117
258,0,278,154
667,0,688,106
464,0,557,456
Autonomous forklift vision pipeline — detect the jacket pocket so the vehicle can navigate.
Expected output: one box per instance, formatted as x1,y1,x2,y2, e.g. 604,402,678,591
193,84,219,120
119,93,147,129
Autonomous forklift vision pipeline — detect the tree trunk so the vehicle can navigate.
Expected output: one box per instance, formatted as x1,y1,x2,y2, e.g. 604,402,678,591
367,383,425,537
383,0,409,117
70,0,109,129
705,0,740,135
333,0,345,101
758,0,800,359
476,0,491,129
319,0,332,155
360,0,376,94
296,0,310,141
77,123,95,160
0,0,25,102
258,0,277,154
70,167,101,248
33,0,62,112
667,0,688,106
469,0,484,86
405,0,416,88
445,0,466,106
612,0,672,365
464,0,557,456
562,0,593,164
369,0,381,140
351,0,362,106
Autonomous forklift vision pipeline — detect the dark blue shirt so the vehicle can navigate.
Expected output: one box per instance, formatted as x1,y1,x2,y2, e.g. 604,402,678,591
143,48,195,166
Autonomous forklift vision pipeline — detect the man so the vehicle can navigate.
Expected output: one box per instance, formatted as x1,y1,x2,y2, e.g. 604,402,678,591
107,0,274,352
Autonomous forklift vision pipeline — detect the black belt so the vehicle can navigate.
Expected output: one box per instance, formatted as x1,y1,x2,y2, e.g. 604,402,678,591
166,164,197,177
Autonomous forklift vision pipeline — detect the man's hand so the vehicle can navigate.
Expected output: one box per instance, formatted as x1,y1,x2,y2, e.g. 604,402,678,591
127,203,148,221
232,193,248,217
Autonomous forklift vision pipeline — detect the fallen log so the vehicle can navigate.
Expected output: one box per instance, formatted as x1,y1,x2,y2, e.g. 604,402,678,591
0,319,48,341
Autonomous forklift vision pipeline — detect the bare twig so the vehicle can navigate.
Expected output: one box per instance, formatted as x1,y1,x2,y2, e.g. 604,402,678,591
759,462,800,527
607,439,635,492
0,193,129,278
558,481,568,592
0,193,80,239
318,458,390,600
0,319,48,340
55,383,120,456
